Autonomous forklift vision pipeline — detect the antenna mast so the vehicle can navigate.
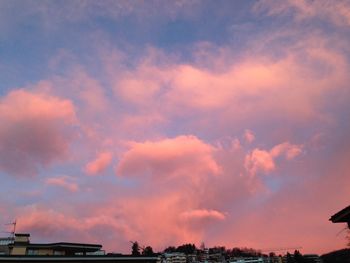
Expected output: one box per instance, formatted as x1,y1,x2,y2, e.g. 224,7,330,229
11,220,16,239
5,220,16,240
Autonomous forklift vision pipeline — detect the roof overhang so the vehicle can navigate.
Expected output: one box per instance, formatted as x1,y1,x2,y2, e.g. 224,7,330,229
9,243,102,253
330,205,350,224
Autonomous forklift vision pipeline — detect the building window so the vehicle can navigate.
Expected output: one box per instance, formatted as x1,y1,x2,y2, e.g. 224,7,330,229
27,249,38,255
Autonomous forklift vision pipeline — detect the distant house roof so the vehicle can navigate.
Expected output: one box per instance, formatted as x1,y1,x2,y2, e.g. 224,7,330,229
330,205,350,224
9,242,102,253
0,255,160,262
14,234,30,237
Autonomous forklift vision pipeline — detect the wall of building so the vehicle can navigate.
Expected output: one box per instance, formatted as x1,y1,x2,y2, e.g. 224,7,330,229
14,236,29,243
37,249,54,256
11,247,26,255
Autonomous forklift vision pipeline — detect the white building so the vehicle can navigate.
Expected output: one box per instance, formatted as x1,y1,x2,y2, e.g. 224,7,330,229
230,257,265,263
163,252,187,263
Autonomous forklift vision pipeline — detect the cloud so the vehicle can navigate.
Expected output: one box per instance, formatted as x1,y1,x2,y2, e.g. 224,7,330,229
14,192,211,252
245,142,302,176
116,135,221,180
270,142,303,160
51,68,111,118
46,176,79,192
244,129,255,144
85,152,113,175
0,89,76,176
254,0,350,27
244,149,276,176
180,209,226,221
113,38,348,132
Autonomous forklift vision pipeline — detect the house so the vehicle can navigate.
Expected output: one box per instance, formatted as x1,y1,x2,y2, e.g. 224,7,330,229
162,253,187,263
0,233,160,263
7,233,103,256
329,205,350,228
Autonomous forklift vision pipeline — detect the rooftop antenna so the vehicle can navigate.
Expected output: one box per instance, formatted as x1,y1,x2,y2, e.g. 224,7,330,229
4,219,16,239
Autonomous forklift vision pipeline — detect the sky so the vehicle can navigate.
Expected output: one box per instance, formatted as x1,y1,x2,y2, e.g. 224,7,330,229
0,0,350,255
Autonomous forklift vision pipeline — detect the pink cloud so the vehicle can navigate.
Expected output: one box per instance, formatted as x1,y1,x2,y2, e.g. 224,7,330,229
270,142,303,160
56,68,110,115
46,176,79,192
180,209,226,221
13,133,349,254
254,0,350,26
112,40,348,131
0,1,349,257
245,149,276,176
244,129,255,144
85,152,113,175
0,89,76,176
216,163,350,254
245,142,302,176
116,135,221,180
15,192,212,252
231,138,242,151
2,27,348,256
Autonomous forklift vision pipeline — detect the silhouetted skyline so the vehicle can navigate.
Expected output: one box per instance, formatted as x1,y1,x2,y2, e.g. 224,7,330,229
0,0,350,255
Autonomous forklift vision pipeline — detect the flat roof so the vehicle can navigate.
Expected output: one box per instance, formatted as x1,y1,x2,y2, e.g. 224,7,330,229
0,255,159,262
9,243,102,253
14,234,30,237
330,205,350,223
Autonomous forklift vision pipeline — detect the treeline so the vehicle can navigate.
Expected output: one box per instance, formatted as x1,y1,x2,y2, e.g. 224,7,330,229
132,241,350,262
162,243,262,257
284,250,309,263
130,242,264,257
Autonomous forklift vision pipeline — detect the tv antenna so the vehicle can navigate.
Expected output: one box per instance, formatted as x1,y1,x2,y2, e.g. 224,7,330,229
4,219,16,239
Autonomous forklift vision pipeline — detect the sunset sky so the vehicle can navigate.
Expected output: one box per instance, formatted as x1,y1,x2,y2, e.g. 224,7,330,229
1,0,350,255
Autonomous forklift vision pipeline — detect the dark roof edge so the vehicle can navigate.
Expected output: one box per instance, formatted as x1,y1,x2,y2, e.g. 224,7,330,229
330,205,350,222
0,256,159,261
14,234,30,237
30,242,102,247
9,242,102,249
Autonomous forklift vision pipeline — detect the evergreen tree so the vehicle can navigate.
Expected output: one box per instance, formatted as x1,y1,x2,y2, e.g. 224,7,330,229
164,246,176,253
132,241,141,256
143,246,155,256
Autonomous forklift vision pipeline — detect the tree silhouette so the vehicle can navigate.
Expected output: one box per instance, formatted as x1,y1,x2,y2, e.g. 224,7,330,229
293,250,304,263
176,244,196,254
286,252,294,263
164,246,176,253
142,246,155,256
131,241,141,256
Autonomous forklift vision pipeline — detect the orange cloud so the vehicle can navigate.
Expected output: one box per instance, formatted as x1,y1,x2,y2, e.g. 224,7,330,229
245,142,303,176
244,129,255,144
245,149,276,176
270,142,303,160
0,89,76,176
85,152,113,175
180,209,226,221
116,135,221,180
46,176,79,192
113,40,348,130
